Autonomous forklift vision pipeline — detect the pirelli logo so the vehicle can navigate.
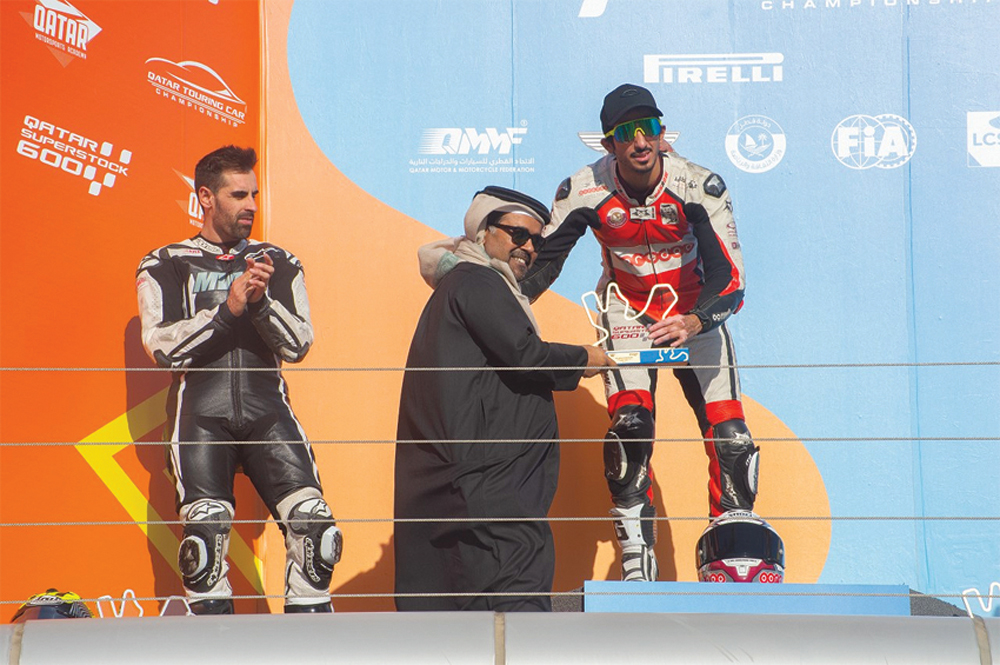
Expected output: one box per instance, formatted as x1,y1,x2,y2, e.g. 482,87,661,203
643,53,784,84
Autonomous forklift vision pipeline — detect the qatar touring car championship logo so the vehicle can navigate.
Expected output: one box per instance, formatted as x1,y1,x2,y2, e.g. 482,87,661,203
20,0,101,66
16,114,131,196
831,114,916,169
146,58,247,128
725,115,786,174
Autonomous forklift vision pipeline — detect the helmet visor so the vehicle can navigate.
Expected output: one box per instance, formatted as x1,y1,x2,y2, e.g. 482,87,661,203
697,520,784,567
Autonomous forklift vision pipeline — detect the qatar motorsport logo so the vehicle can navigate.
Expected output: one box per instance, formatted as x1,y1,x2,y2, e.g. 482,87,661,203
831,114,916,170
146,58,248,128
725,115,786,173
20,0,101,66
174,170,205,229
17,114,131,196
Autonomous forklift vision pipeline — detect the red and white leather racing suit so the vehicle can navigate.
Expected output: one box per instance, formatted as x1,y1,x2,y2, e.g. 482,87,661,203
522,150,756,519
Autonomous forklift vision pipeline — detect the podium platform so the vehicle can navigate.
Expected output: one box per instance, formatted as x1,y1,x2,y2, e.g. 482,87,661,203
583,581,912,616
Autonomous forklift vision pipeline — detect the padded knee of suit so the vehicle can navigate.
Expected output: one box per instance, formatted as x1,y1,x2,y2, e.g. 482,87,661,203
178,499,233,594
603,405,655,502
710,419,760,511
282,495,342,591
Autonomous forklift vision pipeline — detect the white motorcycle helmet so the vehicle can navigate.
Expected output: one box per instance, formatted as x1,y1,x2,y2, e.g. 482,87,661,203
696,510,785,583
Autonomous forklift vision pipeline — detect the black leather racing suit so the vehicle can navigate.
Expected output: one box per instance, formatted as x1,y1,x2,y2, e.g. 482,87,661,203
135,234,321,512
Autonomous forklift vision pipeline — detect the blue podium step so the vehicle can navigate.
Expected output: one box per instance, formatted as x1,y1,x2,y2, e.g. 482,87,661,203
583,581,911,616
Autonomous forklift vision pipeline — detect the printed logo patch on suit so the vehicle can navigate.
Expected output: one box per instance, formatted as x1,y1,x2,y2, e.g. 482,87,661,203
659,203,679,224
606,208,628,228
630,206,655,221
704,173,727,198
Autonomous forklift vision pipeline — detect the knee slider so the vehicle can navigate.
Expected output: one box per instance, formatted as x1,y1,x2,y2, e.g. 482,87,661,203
282,494,342,590
604,405,655,501
178,499,233,594
711,419,760,511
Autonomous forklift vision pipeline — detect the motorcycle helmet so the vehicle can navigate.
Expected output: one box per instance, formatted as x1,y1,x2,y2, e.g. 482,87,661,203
11,589,93,622
696,510,784,583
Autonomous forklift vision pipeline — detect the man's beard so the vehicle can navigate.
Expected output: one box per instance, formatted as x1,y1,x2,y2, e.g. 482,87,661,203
510,248,532,281
629,147,656,173
224,213,253,241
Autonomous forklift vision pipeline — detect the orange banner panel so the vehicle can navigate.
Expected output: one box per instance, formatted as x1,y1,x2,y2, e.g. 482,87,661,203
1,0,261,620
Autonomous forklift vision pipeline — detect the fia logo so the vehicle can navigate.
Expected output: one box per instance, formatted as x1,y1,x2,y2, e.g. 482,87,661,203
831,114,916,170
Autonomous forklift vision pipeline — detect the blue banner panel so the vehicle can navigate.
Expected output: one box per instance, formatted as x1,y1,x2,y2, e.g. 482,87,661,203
584,581,911,616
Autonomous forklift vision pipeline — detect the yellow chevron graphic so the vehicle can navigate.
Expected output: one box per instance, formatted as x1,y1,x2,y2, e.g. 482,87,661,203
75,388,264,593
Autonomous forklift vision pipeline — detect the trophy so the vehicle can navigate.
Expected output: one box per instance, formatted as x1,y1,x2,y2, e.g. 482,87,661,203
581,283,689,365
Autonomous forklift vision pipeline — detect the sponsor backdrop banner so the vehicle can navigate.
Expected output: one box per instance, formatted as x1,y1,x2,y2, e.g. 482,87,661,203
281,0,1000,611
2,0,999,618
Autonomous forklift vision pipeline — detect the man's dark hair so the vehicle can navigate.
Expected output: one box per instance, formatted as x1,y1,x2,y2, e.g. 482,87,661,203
194,145,257,195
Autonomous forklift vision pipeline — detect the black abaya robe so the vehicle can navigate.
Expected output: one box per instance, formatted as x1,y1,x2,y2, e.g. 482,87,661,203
394,263,587,611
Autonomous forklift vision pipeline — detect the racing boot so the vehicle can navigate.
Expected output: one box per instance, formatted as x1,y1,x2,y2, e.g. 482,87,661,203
285,601,333,614
189,598,234,615
611,502,658,582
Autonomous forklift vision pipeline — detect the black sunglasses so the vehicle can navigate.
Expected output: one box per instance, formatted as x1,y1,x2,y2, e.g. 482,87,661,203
491,223,544,248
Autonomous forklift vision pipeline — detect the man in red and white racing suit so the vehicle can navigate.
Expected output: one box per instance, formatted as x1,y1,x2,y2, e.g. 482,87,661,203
521,84,760,582
136,146,341,613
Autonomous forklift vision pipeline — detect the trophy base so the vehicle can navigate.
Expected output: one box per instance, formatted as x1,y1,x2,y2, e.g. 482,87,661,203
606,348,689,365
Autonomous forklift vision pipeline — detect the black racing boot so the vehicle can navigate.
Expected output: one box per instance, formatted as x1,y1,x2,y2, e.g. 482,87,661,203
284,602,332,614
189,598,234,615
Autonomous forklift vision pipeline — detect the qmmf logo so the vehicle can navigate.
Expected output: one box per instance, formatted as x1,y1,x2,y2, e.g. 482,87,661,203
418,126,527,155
17,114,131,196
967,112,1000,168
146,58,248,128
831,114,916,170
725,115,786,173
644,53,783,84
20,0,102,66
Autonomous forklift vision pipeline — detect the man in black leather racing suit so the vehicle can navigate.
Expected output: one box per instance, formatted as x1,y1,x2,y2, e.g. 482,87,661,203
136,146,341,614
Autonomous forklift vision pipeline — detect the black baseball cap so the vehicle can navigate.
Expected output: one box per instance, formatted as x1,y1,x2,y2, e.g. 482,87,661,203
600,84,663,134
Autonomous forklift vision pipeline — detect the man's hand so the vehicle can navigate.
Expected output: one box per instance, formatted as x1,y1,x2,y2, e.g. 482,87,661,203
582,344,617,378
226,253,273,316
647,314,702,348
245,253,274,304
